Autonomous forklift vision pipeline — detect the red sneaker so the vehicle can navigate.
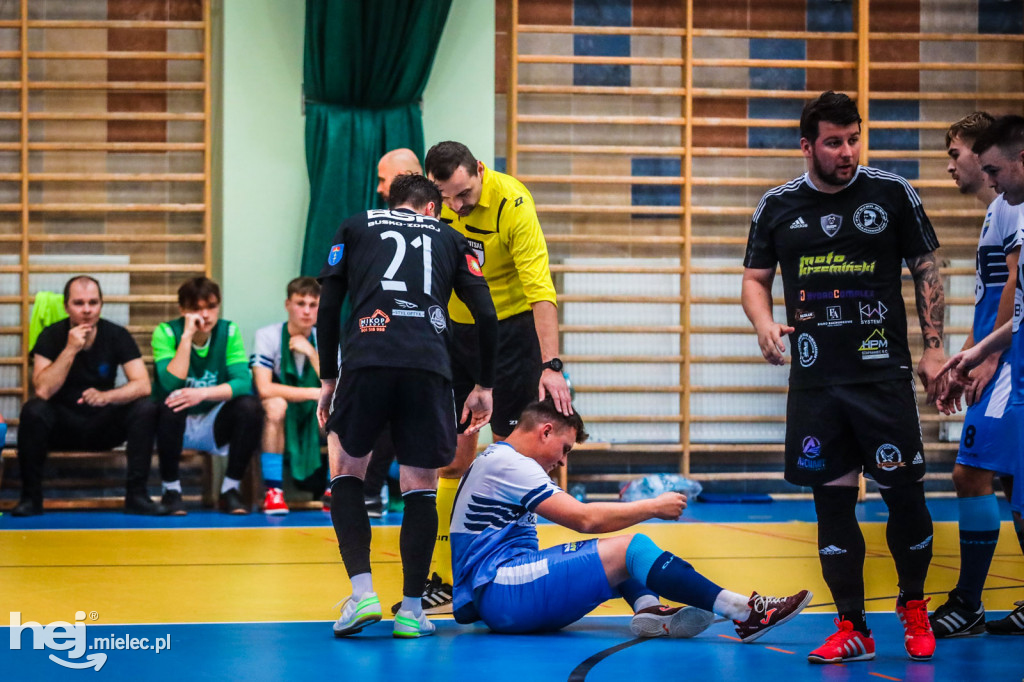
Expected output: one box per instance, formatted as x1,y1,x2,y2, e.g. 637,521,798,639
263,487,289,516
897,598,935,661
321,488,332,511
807,618,876,664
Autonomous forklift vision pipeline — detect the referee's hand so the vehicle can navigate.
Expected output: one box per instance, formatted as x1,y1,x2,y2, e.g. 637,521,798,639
317,379,336,430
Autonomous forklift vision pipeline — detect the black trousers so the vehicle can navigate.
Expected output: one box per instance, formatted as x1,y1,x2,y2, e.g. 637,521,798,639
156,394,263,483
17,396,159,501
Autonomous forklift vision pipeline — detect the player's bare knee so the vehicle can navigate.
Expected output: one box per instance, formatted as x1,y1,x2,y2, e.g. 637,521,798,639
262,396,287,425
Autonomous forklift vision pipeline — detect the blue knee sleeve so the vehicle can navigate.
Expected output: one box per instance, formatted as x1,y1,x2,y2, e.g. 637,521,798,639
0,422,7,448
626,533,664,582
960,494,1000,531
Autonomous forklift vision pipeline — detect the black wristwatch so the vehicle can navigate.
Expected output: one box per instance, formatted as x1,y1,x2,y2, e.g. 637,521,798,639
541,357,563,373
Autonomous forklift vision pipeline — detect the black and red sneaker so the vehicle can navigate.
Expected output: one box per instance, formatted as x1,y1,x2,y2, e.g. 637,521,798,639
734,590,813,642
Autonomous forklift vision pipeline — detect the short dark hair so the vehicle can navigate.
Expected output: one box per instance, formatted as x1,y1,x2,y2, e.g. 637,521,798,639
287,276,320,298
972,114,1024,157
800,91,862,143
63,275,103,305
388,173,443,213
516,398,589,444
945,111,994,149
177,276,221,309
424,141,478,182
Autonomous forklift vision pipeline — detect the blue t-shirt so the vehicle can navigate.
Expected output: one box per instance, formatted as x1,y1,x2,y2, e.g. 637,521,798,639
449,442,561,623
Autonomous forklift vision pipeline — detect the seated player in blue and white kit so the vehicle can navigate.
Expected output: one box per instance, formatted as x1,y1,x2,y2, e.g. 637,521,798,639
941,114,1024,636
450,398,812,639
930,113,1023,637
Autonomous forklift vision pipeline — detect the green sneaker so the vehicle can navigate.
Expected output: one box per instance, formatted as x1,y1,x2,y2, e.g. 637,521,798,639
392,609,436,639
333,593,382,637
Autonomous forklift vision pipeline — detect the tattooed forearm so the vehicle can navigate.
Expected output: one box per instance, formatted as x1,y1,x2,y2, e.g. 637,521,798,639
906,252,944,350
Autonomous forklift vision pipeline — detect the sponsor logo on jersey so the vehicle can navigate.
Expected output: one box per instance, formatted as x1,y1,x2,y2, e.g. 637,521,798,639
798,333,818,368
428,305,447,333
859,300,887,325
819,545,846,556
853,203,888,234
327,244,344,266
875,443,904,471
514,196,524,207
391,299,424,317
795,309,815,322
858,328,889,360
359,309,390,333
820,214,842,237
798,435,826,471
818,305,852,328
799,251,876,278
789,216,808,229
800,288,876,301
912,452,924,465
466,254,484,276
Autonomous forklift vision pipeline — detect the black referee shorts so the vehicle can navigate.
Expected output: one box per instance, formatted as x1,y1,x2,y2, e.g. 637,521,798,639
784,377,926,488
451,310,542,438
327,367,457,470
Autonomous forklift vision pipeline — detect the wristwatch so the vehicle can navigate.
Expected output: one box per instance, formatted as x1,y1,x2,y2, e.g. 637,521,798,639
541,357,563,373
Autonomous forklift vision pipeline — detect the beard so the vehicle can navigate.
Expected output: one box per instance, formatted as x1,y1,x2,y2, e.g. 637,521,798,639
811,154,855,188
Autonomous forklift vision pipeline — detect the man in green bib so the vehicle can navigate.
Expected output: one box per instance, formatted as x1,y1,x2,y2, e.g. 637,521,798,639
250,277,324,515
152,277,264,515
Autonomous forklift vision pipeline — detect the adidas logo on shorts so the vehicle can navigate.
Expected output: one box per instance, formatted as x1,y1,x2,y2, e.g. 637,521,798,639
789,217,808,229
912,452,923,464
819,545,846,556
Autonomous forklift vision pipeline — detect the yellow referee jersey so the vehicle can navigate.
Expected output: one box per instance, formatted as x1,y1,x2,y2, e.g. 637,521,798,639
441,164,556,323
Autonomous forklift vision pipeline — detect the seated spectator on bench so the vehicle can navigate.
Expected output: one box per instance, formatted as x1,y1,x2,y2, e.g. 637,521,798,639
15,275,166,517
250,277,323,516
153,276,263,516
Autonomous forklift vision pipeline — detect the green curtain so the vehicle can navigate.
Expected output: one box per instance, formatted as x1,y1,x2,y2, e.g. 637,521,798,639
300,0,453,276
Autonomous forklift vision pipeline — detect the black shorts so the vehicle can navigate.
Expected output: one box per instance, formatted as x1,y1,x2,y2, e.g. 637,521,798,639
784,378,926,487
327,367,456,469
451,310,542,438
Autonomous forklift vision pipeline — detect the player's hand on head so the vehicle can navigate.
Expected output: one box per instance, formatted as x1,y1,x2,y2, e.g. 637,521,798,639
650,491,686,520
538,370,573,415
67,324,92,352
182,312,203,336
462,385,493,435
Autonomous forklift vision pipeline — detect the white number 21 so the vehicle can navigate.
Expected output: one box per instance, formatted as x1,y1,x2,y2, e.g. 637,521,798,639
380,230,432,296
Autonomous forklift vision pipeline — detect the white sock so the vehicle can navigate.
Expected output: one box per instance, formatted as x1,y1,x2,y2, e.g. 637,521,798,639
401,595,422,617
350,573,374,598
712,590,752,621
162,480,182,493
633,594,661,612
220,477,241,494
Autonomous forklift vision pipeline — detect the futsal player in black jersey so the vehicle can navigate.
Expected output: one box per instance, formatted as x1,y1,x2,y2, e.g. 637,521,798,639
316,174,497,639
742,91,946,664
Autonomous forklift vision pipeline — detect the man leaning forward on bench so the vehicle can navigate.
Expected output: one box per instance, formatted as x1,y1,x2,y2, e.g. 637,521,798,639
15,275,167,517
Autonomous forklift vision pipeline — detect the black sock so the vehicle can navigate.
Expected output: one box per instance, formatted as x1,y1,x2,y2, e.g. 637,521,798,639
400,490,438,599
330,476,372,578
880,483,933,606
813,486,869,634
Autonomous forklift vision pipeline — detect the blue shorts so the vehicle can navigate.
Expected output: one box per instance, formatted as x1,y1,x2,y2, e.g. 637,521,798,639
1010,406,1023,515
956,362,1016,475
475,539,614,633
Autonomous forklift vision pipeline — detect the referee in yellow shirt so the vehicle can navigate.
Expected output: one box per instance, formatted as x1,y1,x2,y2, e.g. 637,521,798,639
424,141,573,599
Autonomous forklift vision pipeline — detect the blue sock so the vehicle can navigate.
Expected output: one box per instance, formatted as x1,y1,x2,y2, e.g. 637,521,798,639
955,494,1001,609
617,578,658,611
625,534,722,612
261,452,283,489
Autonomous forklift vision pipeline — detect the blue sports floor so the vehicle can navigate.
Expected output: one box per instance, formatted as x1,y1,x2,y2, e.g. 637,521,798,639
2,499,1023,681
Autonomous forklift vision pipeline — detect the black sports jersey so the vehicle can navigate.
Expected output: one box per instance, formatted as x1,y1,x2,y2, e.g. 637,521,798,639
744,167,939,389
318,208,496,383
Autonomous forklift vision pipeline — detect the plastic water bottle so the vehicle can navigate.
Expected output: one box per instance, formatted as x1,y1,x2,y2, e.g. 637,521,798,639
619,474,702,502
